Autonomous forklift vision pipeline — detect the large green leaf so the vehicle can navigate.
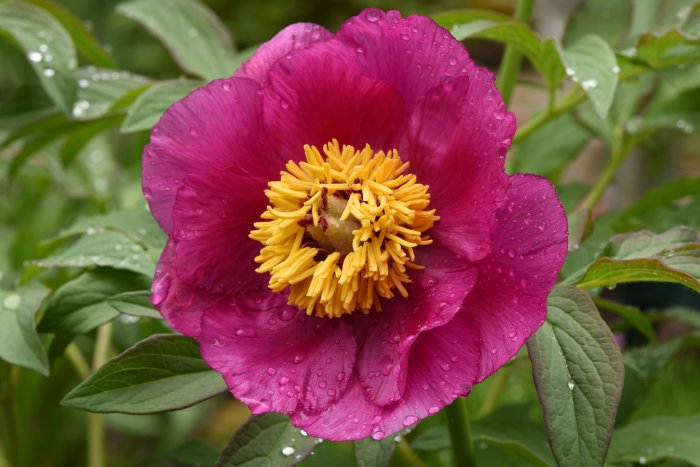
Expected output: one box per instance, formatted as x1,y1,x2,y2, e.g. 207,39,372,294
216,413,321,467
0,282,49,375
561,34,620,118
0,1,77,114
606,415,700,465
62,334,226,413
121,79,202,133
527,286,624,467
433,10,564,91
117,0,236,80
615,179,700,232
571,227,700,292
108,290,161,319
39,269,150,334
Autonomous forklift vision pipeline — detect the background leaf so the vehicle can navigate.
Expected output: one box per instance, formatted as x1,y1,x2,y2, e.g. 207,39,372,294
527,286,624,467
117,0,236,80
121,79,202,133
216,413,321,467
0,0,77,114
62,334,227,413
0,281,49,375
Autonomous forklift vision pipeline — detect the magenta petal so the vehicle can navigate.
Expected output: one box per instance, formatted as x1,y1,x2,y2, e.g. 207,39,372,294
236,23,332,83
171,168,269,295
142,77,276,234
409,72,513,262
354,245,477,406
319,9,476,110
466,174,568,381
198,295,356,415
292,316,481,441
263,48,405,162
151,240,217,337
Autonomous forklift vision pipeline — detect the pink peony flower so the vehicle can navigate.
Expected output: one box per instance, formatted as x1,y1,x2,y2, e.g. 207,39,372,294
143,8,568,441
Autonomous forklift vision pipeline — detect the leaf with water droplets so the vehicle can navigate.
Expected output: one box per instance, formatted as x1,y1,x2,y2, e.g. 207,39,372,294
62,334,226,413
39,269,150,334
121,79,202,133
606,415,700,466
527,286,624,467
117,0,236,81
38,230,157,276
570,227,700,293
215,413,319,467
561,34,619,118
72,67,150,121
0,1,77,114
0,282,50,375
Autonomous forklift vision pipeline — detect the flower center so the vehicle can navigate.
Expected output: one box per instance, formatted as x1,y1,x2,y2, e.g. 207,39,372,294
249,140,439,318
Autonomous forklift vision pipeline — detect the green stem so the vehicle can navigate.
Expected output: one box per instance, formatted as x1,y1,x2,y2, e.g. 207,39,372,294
0,363,19,467
580,129,634,211
66,343,90,380
446,398,477,467
87,324,112,467
514,86,586,144
495,0,535,106
395,438,425,467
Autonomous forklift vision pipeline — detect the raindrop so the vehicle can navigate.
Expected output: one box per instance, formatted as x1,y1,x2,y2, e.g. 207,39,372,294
27,51,42,62
612,65,620,74
222,81,231,91
39,44,48,53
428,406,439,414
43,68,55,77
581,79,598,90
355,46,364,54
450,355,459,363
151,274,172,305
279,308,296,321
187,28,199,38
420,276,437,288
266,367,276,376
235,327,256,337
327,389,336,397
365,10,381,22
639,456,646,465
567,379,575,391
336,371,345,382
441,363,451,371
280,99,290,110
565,67,575,76
278,377,289,385
318,381,327,388
402,415,418,427
78,78,90,88
281,446,295,456
371,431,385,440
293,355,304,364
3,294,21,310
316,368,323,377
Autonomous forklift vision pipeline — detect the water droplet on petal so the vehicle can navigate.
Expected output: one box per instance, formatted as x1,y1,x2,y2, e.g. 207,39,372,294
266,367,276,376
365,10,381,22
428,406,439,414
293,354,304,364
278,376,289,386
279,308,296,321
222,81,232,91
336,371,345,382
236,326,256,337
371,431,385,440
403,415,418,427
151,273,172,305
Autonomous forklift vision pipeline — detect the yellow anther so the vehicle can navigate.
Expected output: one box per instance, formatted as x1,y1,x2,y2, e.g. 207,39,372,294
249,139,438,318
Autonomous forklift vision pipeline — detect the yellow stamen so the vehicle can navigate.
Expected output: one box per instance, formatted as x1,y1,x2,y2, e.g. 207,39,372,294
249,139,439,318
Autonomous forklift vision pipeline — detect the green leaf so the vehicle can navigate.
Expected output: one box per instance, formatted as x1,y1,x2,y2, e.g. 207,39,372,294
117,0,236,80
527,286,624,467
572,227,700,292
108,290,161,319
37,230,157,277
606,415,700,465
72,67,150,120
513,113,589,178
633,28,700,69
47,208,166,251
0,281,49,375
592,297,656,343
433,10,564,91
22,0,116,68
411,426,450,452
59,114,124,167
121,79,202,133
0,1,77,114
39,269,150,334
353,435,399,467
561,34,620,118
563,0,632,48
216,413,320,467
62,334,226,413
